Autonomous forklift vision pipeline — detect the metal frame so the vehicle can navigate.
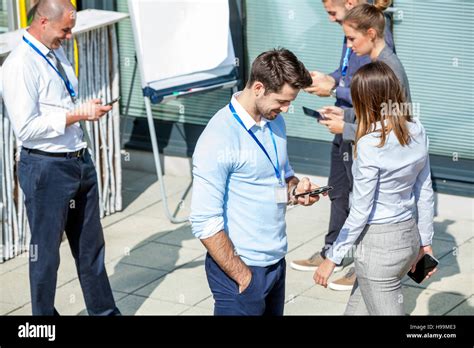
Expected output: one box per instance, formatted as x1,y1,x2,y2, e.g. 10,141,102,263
142,82,239,224
6,0,18,30
120,56,239,223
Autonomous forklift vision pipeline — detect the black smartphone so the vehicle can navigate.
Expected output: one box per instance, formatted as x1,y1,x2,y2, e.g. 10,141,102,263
104,96,121,106
302,106,325,121
294,185,333,198
407,253,439,284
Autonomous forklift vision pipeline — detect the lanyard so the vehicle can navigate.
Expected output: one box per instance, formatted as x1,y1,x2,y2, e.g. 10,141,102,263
22,36,77,103
229,102,282,185
341,46,351,78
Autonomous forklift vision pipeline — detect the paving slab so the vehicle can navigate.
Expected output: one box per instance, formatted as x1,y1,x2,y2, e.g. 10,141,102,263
106,261,168,294
445,295,474,315
284,295,347,315
402,286,468,315
1,169,472,316
115,294,190,315
134,268,210,306
120,241,205,272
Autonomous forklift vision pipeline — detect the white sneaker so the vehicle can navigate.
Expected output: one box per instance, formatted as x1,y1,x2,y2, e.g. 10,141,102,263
328,267,356,291
290,252,343,272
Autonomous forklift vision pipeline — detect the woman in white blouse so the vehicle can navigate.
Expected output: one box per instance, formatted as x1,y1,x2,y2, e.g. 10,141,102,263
314,61,437,315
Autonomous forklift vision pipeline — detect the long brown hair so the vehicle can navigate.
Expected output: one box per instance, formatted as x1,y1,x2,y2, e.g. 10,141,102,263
351,61,412,156
343,1,392,38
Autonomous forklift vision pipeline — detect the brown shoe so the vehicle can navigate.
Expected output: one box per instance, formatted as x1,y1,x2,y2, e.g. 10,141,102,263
290,252,343,272
328,267,356,291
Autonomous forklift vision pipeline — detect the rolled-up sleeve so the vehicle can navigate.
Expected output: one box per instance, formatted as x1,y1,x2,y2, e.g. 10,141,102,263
190,129,231,240
326,139,380,265
335,86,352,105
328,67,341,86
3,59,66,142
414,151,435,246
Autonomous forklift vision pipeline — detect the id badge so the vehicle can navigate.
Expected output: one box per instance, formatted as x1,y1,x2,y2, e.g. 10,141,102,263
339,78,345,88
274,185,288,204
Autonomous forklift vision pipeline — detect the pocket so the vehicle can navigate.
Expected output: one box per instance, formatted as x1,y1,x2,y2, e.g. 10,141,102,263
18,156,44,194
32,158,47,191
205,255,240,295
237,268,256,296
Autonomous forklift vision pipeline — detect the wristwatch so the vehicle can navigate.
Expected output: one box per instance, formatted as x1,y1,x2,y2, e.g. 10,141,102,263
330,87,337,98
288,185,298,206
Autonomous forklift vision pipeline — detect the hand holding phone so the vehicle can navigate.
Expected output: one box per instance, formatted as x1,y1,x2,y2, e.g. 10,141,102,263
407,253,439,284
294,185,333,198
302,106,326,121
103,96,121,106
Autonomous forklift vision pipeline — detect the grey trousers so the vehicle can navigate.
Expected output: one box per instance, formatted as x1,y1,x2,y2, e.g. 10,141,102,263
345,218,420,315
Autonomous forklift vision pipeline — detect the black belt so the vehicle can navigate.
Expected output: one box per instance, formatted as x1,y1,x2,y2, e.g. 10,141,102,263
23,147,87,158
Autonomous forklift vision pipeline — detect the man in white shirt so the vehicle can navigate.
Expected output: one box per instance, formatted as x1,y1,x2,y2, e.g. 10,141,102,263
2,0,120,315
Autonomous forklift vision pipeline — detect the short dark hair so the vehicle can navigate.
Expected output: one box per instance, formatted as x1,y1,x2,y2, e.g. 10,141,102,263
247,48,312,94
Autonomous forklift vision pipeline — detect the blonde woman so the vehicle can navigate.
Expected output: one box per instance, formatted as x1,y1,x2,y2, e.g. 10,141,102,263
314,61,437,315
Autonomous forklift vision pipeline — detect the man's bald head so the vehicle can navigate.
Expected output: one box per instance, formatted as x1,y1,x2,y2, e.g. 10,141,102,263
33,0,76,23
28,0,76,49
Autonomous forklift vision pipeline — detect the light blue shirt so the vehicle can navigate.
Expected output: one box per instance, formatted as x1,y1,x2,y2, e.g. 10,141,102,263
190,93,294,267
327,118,435,265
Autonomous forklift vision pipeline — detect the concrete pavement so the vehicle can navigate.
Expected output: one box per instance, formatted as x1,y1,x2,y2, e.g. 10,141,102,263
1,168,472,315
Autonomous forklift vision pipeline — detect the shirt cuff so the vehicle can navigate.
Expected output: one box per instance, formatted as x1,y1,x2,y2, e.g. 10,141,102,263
419,230,433,247
192,216,224,240
284,169,295,179
342,123,356,142
325,244,350,265
343,108,353,123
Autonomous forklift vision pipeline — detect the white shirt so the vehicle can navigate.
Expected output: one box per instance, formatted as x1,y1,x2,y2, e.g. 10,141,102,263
327,118,435,265
2,30,86,152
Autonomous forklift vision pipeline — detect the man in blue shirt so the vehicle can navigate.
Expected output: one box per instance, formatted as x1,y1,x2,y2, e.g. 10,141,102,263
190,48,323,315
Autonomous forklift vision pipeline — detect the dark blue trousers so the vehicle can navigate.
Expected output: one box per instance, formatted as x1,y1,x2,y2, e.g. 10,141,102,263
205,253,286,316
18,148,120,316
321,135,353,265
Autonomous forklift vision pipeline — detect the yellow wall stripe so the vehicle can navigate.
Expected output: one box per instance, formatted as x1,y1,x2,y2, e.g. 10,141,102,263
19,0,28,28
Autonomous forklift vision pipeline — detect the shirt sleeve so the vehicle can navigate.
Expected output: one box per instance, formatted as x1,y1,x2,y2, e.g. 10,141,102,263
3,59,66,142
335,86,352,105
328,67,341,85
280,117,294,179
189,126,231,240
326,139,380,265
342,108,357,142
342,122,357,143
413,143,435,246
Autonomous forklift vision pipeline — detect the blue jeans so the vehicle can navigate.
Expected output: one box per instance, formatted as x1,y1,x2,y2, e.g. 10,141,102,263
205,253,286,316
18,148,120,316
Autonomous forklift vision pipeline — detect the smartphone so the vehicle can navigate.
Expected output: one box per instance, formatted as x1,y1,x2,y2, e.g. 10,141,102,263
104,96,121,106
302,106,325,121
294,185,333,198
407,253,439,284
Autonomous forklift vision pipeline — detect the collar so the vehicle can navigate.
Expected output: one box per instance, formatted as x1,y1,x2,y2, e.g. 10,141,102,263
377,45,393,61
231,92,268,130
373,118,389,131
23,29,51,56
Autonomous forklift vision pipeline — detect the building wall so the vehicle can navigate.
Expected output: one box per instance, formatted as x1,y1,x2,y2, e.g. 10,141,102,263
114,0,473,196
